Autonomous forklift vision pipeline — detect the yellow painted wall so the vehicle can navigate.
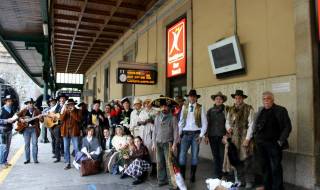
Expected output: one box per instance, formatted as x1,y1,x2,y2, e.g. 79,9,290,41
193,0,295,88
85,0,296,100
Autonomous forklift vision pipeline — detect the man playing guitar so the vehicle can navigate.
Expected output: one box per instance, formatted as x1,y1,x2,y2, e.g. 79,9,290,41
48,94,68,163
17,98,42,164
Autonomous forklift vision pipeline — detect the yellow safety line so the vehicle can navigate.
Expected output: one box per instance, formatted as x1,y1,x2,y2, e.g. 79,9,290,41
0,146,24,184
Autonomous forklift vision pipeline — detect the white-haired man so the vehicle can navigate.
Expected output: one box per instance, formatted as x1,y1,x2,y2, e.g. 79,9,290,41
253,91,292,190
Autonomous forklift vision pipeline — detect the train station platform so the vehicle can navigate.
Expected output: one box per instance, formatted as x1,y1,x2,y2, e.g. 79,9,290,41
0,133,308,190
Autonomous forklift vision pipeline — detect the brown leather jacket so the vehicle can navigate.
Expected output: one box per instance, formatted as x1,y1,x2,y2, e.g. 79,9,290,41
60,108,82,137
17,108,42,137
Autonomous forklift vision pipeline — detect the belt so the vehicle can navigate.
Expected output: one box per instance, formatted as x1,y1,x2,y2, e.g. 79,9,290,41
182,130,200,135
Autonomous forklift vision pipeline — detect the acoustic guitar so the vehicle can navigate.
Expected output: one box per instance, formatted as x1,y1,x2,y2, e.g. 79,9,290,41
43,113,61,128
15,113,46,133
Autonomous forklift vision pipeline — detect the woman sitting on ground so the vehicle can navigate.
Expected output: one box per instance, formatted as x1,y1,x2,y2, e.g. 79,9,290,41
74,126,102,169
121,136,151,185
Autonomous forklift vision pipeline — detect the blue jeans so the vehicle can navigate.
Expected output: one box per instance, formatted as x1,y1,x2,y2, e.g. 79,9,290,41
23,127,38,162
179,132,200,166
0,131,12,165
63,137,79,164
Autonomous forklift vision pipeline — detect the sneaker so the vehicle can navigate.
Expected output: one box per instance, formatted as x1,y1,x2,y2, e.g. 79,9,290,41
34,161,39,164
53,159,60,163
64,164,71,170
5,163,12,167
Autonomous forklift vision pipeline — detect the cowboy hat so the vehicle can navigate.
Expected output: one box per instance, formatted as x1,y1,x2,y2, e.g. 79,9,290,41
231,90,248,99
47,97,57,104
3,95,13,101
24,98,36,105
65,98,76,105
185,89,201,98
151,97,178,108
143,99,152,106
211,91,227,102
121,97,130,104
133,98,142,106
174,96,185,103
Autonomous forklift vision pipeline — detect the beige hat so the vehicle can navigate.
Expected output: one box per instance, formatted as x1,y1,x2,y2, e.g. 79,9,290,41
133,98,142,106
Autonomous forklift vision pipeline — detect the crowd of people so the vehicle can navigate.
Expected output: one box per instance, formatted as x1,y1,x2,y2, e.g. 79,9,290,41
0,89,292,190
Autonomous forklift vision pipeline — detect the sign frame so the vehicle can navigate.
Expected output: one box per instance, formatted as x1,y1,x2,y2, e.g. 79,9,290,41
166,16,187,78
117,68,157,85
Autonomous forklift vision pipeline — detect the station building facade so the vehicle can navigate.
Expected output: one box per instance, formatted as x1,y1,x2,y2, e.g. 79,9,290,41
83,0,320,188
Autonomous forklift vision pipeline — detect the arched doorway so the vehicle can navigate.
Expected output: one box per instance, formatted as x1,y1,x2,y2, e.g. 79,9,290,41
0,78,20,112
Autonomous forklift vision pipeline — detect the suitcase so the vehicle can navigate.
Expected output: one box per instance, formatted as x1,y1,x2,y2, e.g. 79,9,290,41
80,159,101,176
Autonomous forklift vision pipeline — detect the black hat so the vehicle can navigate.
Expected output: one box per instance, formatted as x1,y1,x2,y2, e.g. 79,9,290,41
77,102,86,107
93,99,101,104
231,90,248,99
47,97,57,104
3,95,13,101
57,94,69,100
24,98,36,105
66,98,76,105
121,97,130,104
151,97,178,108
211,91,227,102
185,89,201,98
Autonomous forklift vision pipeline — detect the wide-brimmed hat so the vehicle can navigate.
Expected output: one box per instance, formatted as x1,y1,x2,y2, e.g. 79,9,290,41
3,95,13,101
143,99,152,106
151,97,178,108
185,89,201,98
57,94,69,100
121,97,130,104
93,99,101,104
66,98,76,105
231,90,248,99
133,98,142,106
174,96,185,103
211,91,227,102
47,97,57,104
24,98,36,105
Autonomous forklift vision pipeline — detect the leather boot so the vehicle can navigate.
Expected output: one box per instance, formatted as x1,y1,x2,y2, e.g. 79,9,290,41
190,165,197,183
180,165,186,179
150,163,157,177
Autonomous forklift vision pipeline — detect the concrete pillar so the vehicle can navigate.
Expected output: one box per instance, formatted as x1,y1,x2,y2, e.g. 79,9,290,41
293,0,316,188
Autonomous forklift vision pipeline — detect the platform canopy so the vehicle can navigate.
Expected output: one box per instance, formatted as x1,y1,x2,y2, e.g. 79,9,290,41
0,0,158,90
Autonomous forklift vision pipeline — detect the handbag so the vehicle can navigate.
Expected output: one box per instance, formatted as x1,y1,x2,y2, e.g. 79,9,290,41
80,159,101,177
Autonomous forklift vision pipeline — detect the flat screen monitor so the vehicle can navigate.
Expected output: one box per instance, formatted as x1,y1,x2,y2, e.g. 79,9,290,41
208,35,245,75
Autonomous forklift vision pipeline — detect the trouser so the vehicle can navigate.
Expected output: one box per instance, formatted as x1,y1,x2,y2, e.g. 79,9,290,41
256,141,284,190
63,136,79,164
208,136,225,178
23,127,38,162
179,131,200,166
0,131,12,165
40,124,49,142
49,128,56,154
53,126,64,159
156,142,177,189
